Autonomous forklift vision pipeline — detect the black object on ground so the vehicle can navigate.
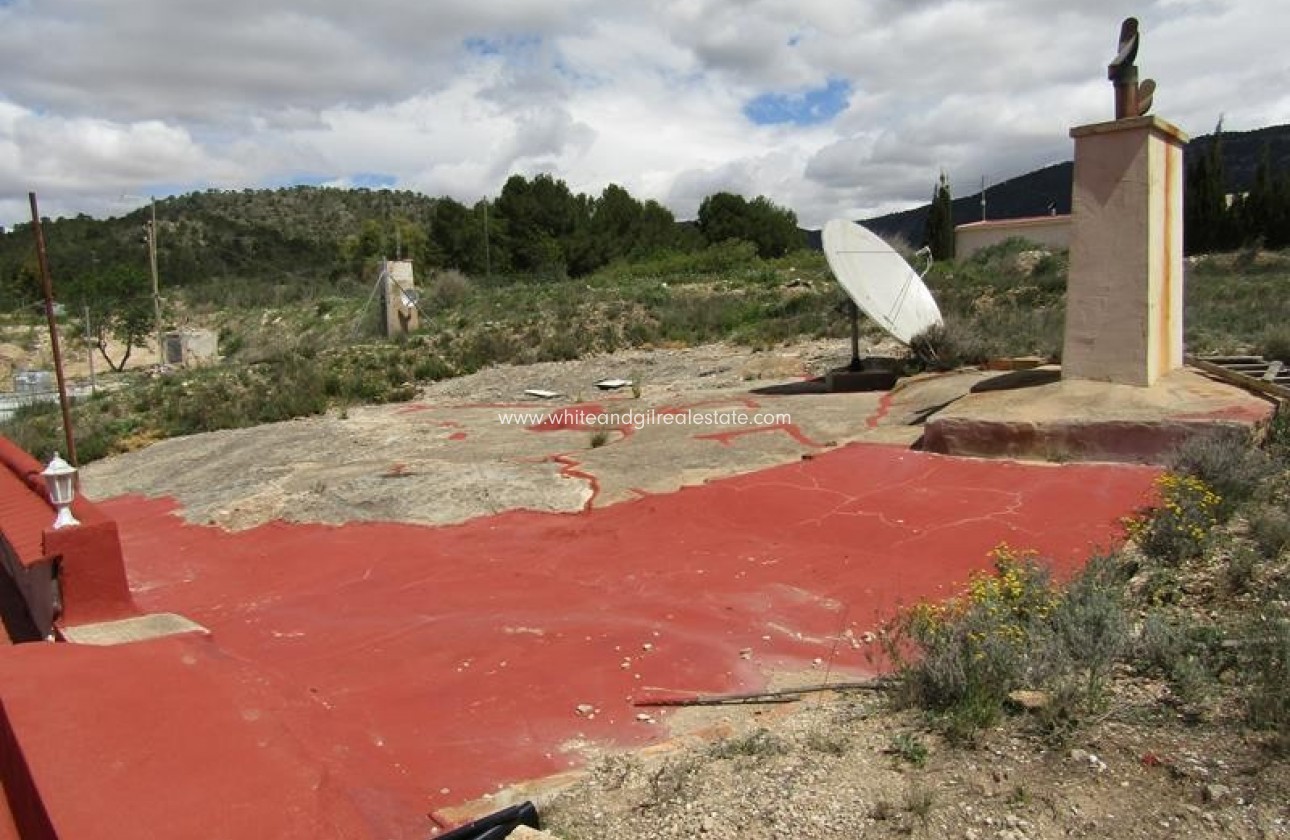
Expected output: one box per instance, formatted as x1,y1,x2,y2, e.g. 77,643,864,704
436,801,540,840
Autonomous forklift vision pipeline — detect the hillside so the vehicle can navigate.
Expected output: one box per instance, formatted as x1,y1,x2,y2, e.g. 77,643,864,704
1,122,1286,305
0,187,441,307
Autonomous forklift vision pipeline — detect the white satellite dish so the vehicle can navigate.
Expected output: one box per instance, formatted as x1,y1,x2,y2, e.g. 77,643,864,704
822,219,942,345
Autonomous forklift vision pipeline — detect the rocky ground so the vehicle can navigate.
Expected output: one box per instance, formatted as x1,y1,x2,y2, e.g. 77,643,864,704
536,681,1290,840
82,338,926,529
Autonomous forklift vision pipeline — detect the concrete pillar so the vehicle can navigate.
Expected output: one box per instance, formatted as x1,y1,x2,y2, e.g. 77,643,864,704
1062,116,1188,387
382,260,420,337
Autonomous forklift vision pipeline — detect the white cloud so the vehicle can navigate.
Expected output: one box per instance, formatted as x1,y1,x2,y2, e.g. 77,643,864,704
1,0,1289,230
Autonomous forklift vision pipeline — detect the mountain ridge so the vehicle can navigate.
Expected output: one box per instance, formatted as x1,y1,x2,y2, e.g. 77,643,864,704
846,122,1290,246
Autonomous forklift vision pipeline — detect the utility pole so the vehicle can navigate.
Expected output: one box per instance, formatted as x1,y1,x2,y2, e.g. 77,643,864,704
147,196,163,367
482,198,491,281
980,176,987,222
27,193,78,468
84,305,96,395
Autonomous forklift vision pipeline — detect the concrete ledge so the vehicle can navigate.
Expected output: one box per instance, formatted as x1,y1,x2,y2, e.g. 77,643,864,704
923,368,1276,463
924,417,1256,463
60,612,208,646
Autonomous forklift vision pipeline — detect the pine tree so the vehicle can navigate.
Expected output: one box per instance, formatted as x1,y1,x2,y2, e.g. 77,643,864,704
923,172,955,260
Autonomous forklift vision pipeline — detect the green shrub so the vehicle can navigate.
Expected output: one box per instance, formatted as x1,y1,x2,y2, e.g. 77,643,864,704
1226,545,1261,594
1043,554,1131,702
1126,473,1222,563
1242,614,1290,750
890,546,1058,738
428,268,472,309
1134,613,1229,706
1258,325,1290,363
1249,505,1290,559
1167,431,1272,514
890,546,1133,740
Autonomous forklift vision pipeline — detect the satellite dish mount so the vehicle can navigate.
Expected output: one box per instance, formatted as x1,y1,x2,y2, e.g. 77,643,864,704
822,221,942,392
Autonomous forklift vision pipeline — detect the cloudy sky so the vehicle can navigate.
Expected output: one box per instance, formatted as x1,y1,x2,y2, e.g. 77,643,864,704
1,0,1287,231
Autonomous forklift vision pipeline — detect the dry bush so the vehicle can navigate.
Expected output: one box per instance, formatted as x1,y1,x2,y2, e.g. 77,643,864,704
428,268,472,309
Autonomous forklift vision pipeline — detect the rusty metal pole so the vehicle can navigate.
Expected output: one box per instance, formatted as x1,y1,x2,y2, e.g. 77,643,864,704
27,193,78,468
848,300,862,371
1112,65,1139,120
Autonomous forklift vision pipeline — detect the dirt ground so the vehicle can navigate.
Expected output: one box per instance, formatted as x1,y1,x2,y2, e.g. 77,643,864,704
534,684,1290,840
80,338,1289,840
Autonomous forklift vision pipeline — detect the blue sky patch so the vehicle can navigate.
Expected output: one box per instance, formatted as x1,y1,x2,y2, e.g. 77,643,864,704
351,172,397,189
464,34,542,58
262,173,331,189
743,78,851,126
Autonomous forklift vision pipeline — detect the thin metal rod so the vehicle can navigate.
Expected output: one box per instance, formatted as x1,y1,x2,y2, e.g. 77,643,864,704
27,192,78,468
848,300,862,371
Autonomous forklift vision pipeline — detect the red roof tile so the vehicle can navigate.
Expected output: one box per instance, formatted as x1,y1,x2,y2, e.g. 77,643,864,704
0,450,54,567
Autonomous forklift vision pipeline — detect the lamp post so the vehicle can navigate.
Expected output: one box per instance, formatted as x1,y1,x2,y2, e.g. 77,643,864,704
42,453,80,530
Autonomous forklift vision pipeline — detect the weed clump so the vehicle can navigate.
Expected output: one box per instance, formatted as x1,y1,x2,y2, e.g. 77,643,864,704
909,319,991,370
885,731,928,767
708,728,788,761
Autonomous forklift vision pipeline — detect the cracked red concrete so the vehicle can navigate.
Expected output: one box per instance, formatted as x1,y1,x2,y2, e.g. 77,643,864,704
548,454,601,511
866,390,898,429
46,442,1161,838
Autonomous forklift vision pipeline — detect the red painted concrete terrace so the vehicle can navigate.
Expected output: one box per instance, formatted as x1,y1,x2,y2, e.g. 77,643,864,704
0,441,1159,839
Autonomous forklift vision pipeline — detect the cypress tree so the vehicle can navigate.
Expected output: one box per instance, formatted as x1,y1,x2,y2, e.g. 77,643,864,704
924,172,955,261
1185,120,1230,255
1273,170,1290,249
1242,144,1276,247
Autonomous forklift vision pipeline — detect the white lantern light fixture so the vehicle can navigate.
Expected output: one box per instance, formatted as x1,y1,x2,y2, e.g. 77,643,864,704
42,452,79,530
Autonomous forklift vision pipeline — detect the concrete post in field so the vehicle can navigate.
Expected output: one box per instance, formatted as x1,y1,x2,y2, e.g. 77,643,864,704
381,260,419,337
1062,18,1187,387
